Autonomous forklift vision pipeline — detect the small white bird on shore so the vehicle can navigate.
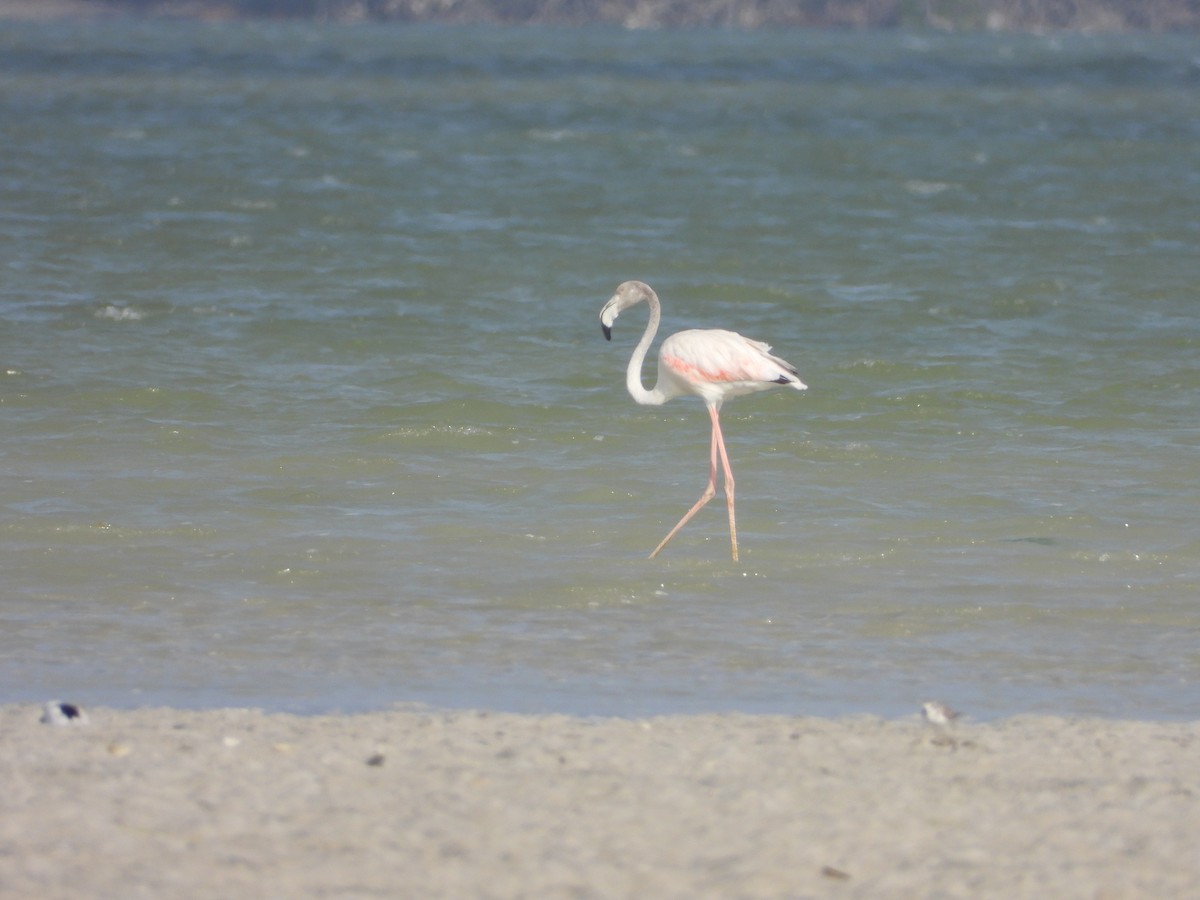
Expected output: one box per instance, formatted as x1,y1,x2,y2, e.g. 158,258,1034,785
921,700,962,725
40,701,89,726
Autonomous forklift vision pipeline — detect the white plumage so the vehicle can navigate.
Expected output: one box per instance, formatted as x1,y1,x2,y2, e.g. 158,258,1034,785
600,280,806,561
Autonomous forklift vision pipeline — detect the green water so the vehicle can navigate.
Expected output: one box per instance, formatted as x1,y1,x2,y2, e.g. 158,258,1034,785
2,22,1198,717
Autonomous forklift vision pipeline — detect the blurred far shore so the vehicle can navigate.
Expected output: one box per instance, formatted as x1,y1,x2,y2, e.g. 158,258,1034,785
1,0,1198,32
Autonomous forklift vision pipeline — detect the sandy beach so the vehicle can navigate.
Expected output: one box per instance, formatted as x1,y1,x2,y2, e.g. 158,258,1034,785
2,704,1197,898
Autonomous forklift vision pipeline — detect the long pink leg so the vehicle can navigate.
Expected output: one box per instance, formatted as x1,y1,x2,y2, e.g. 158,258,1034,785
651,405,738,561
711,406,738,561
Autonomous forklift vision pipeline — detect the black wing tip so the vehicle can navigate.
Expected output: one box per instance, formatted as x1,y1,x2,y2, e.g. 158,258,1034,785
59,702,83,720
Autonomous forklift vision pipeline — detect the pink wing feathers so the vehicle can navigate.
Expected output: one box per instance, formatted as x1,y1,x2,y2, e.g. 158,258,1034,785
658,328,806,405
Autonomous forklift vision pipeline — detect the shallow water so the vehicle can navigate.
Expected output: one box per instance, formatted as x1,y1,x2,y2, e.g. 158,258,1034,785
2,22,1198,719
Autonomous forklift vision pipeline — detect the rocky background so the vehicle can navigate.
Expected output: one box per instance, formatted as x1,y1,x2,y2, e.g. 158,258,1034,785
3,0,1198,31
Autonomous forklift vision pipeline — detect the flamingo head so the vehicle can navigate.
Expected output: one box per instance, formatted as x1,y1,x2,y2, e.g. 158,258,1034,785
600,280,655,341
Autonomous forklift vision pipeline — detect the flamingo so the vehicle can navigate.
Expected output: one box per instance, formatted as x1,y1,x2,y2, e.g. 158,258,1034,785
599,280,807,562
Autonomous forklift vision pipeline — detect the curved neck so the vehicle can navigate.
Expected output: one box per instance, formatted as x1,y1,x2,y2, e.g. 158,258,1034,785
626,288,669,406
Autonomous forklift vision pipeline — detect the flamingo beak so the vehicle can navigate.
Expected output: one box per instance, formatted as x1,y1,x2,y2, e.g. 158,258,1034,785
600,303,616,341
600,294,621,341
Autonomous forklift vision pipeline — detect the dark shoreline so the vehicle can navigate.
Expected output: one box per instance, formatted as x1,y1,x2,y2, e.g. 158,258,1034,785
1,0,1198,31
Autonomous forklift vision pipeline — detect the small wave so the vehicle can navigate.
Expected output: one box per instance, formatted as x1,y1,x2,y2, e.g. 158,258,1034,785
95,305,144,322
388,424,494,439
904,179,954,196
229,198,278,211
527,128,578,142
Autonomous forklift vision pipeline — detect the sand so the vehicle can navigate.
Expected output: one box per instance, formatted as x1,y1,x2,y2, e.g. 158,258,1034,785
2,703,1197,898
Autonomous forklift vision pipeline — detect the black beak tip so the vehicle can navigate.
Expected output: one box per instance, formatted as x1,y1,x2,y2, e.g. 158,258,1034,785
601,324,612,341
